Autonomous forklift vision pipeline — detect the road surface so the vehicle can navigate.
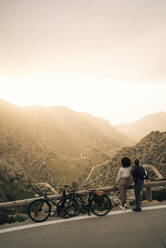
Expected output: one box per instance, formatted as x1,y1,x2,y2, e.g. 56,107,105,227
0,205,166,248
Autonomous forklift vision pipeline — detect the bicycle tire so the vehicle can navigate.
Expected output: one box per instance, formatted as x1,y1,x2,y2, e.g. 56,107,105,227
73,194,84,216
57,197,78,218
90,195,112,216
28,199,51,222
57,199,71,219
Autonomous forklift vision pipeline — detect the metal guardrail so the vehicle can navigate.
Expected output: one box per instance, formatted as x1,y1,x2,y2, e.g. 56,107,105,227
0,180,166,209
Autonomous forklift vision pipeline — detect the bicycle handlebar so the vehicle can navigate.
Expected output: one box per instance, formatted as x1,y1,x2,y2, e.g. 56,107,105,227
42,189,48,196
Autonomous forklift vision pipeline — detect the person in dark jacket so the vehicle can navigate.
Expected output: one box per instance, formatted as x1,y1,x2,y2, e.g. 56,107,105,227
131,159,145,212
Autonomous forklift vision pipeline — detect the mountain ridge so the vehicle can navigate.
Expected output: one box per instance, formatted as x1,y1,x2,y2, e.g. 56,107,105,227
83,130,166,188
0,99,132,202
115,112,166,142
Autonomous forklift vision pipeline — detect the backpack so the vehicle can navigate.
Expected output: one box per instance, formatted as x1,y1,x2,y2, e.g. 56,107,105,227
143,168,149,180
132,165,149,180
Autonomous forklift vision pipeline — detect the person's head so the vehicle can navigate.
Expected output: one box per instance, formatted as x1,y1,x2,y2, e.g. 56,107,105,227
135,159,140,165
121,157,131,168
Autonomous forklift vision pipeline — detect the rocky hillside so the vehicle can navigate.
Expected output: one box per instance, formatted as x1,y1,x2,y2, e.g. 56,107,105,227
83,131,166,188
0,99,132,202
115,112,166,142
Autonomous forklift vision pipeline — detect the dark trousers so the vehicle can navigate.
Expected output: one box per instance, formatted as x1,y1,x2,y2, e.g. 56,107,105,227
134,180,144,209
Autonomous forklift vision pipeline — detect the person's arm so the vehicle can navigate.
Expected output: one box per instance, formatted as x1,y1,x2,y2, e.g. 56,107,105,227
116,168,122,184
129,168,133,184
131,166,136,177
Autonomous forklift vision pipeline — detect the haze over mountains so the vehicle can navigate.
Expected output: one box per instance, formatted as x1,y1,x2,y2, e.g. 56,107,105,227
0,99,166,202
115,112,166,142
0,99,131,202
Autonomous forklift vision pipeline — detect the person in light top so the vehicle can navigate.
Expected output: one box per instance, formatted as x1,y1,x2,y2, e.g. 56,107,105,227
116,157,132,210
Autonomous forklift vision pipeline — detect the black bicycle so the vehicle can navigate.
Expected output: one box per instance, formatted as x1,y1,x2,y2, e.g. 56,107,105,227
28,185,78,222
65,185,112,217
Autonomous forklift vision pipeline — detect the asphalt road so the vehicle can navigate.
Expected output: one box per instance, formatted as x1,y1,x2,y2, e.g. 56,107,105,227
1,207,166,248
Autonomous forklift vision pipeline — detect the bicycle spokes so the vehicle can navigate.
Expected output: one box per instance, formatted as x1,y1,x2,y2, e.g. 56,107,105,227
29,199,51,222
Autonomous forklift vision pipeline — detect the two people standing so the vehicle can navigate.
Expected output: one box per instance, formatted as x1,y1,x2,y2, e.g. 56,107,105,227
116,157,146,212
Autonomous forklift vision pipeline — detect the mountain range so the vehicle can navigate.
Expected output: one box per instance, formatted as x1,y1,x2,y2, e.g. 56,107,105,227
115,112,166,142
0,99,132,202
83,130,166,188
0,99,166,202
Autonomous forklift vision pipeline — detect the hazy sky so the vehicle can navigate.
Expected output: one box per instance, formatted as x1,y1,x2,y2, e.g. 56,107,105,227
0,0,166,124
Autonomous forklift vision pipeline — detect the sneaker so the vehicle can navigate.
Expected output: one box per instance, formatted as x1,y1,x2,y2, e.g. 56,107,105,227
132,208,142,212
120,206,126,211
124,204,127,209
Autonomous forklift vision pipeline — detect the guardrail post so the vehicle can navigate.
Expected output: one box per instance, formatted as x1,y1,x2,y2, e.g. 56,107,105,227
146,186,152,202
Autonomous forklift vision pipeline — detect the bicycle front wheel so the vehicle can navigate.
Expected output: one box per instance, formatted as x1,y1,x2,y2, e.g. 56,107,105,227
28,199,51,222
90,195,112,216
57,197,78,218
74,194,84,216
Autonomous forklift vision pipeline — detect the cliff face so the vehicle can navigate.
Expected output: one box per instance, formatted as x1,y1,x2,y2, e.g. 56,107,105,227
83,131,166,188
0,100,132,202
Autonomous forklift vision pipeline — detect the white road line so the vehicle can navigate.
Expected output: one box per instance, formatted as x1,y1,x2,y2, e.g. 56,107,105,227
0,204,166,234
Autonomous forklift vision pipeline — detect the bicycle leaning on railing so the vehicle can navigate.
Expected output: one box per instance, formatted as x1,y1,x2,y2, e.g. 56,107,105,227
28,185,79,222
65,185,112,217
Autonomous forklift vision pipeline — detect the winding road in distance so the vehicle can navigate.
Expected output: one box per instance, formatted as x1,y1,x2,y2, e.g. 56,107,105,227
83,162,163,187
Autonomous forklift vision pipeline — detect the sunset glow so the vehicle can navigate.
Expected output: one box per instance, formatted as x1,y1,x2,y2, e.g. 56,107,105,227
1,0,166,124
1,74,166,125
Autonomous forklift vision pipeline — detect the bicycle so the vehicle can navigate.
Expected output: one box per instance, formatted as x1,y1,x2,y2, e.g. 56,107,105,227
28,185,78,222
60,185,84,216
65,185,112,217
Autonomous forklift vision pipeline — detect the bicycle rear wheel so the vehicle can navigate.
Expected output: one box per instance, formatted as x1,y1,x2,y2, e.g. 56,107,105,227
90,195,112,216
28,199,51,222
